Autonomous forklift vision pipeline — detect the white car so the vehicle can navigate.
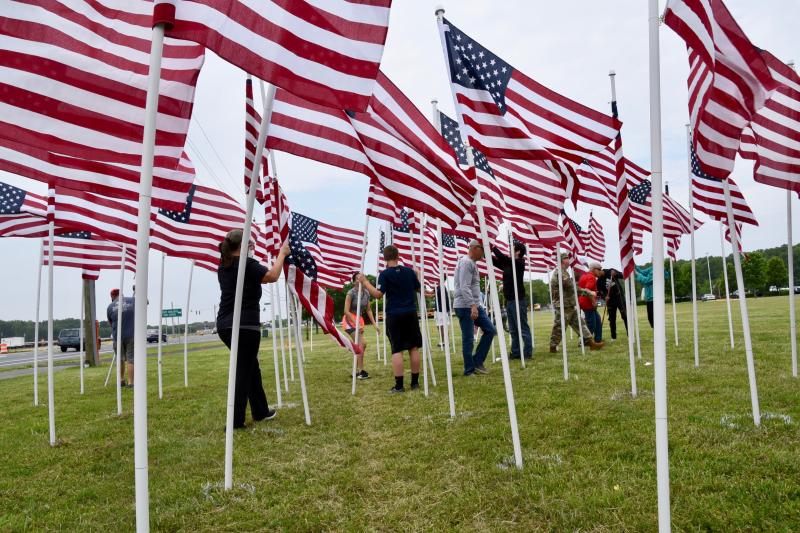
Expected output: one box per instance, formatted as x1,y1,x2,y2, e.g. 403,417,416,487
701,293,717,302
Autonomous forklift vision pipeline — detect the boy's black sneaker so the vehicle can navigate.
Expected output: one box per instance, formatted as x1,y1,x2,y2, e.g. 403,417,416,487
410,382,420,390
389,386,405,394
357,370,370,380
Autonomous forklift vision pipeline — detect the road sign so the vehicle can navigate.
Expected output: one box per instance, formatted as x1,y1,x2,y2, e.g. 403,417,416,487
162,308,182,318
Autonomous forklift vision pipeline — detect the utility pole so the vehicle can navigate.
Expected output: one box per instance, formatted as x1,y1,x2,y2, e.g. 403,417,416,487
82,279,99,366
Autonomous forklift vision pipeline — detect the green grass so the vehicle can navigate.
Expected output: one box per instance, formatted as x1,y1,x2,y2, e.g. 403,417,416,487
1,298,799,531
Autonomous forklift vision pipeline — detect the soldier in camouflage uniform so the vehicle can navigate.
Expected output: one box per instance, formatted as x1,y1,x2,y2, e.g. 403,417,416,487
549,254,604,352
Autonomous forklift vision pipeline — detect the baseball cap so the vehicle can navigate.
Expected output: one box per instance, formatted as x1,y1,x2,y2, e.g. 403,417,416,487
110,288,120,298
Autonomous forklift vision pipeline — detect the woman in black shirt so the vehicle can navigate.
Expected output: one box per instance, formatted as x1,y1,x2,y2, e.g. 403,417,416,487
217,229,289,428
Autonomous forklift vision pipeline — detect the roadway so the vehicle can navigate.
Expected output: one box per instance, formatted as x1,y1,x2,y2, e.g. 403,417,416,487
0,334,215,372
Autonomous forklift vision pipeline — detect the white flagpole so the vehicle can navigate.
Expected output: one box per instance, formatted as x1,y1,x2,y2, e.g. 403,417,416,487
33,239,43,406
625,270,638,398
285,281,295,381
719,224,735,348
412,216,429,396
555,247,569,380
374,297,380,361
46,222,56,445
571,264,586,355
527,255,535,349
269,282,282,407
648,0,671,527
352,216,370,395
157,253,165,399
224,80,277,491
288,286,311,425
131,24,169,529
115,244,126,416
79,279,84,395
294,293,305,362
507,227,525,368
669,258,678,346
723,180,761,426
788,190,798,378
420,216,437,387
183,260,194,387
437,9,521,468
630,276,642,360
436,220,456,417
687,124,700,366
448,278,457,354
382,294,388,365
276,277,288,391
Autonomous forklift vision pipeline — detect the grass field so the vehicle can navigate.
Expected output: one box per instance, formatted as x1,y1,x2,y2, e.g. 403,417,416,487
1,297,799,531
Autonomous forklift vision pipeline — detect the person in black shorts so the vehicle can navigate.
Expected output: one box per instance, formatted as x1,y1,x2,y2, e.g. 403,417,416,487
217,230,289,429
357,245,422,393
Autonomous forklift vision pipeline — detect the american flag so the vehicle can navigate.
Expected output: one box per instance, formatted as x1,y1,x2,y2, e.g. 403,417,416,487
585,212,605,262
281,206,359,354
390,209,439,286
438,16,621,164
244,77,268,204
0,181,49,237
611,98,635,279
576,146,617,212
290,212,363,290
0,1,203,210
263,178,290,257
43,231,136,280
739,51,800,194
664,0,779,179
151,184,247,273
690,145,756,243
528,244,557,274
366,181,402,227
439,112,506,222
49,185,142,247
561,212,586,259
439,109,567,241
345,72,476,228
377,227,388,270
156,0,392,112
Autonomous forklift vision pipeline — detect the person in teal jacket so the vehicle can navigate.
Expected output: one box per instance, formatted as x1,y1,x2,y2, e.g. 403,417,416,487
635,264,669,328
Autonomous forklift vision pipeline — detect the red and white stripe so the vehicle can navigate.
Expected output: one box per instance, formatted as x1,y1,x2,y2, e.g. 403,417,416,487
43,234,136,278
347,72,476,228
528,244,557,274
151,184,247,273
366,181,401,226
561,215,585,258
263,177,290,257
49,186,142,247
244,77,267,203
0,0,203,210
585,212,605,262
285,262,358,354
490,158,565,229
299,213,364,290
664,0,779,179
739,52,800,194
156,0,392,112
690,174,756,236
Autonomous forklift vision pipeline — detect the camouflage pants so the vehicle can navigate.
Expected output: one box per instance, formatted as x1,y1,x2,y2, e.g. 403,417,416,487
550,307,594,348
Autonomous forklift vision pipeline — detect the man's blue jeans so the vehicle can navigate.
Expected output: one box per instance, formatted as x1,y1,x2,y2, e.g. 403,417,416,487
583,308,602,342
506,298,533,358
455,307,496,375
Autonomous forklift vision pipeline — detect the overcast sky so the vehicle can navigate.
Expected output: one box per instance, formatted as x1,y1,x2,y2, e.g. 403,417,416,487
2,0,799,327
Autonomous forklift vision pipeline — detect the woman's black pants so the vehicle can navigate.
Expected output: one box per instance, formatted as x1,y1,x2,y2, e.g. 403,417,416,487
218,329,269,427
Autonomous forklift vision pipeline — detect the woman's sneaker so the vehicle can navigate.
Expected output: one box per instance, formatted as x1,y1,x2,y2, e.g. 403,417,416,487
389,386,405,394
357,370,370,380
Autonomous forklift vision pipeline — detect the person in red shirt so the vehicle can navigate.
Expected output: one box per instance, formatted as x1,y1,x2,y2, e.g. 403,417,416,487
578,261,604,343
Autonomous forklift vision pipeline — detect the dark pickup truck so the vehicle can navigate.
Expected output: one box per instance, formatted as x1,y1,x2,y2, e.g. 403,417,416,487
57,328,81,352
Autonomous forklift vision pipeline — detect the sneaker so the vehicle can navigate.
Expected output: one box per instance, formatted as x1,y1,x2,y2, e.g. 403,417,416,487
463,371,475,377
389,386,405,394
254,409,277,422
357,370,370,380
410,382,420,390
474,365,489,375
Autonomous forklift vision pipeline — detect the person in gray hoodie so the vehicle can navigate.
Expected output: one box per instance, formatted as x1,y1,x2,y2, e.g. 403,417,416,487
453,239,496,376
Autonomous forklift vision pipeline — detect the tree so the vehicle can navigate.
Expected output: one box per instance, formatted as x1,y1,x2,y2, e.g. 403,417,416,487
766,256,788,289
741,251,766,294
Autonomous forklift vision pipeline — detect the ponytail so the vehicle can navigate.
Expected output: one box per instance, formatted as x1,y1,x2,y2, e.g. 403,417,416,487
219,229,243,268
